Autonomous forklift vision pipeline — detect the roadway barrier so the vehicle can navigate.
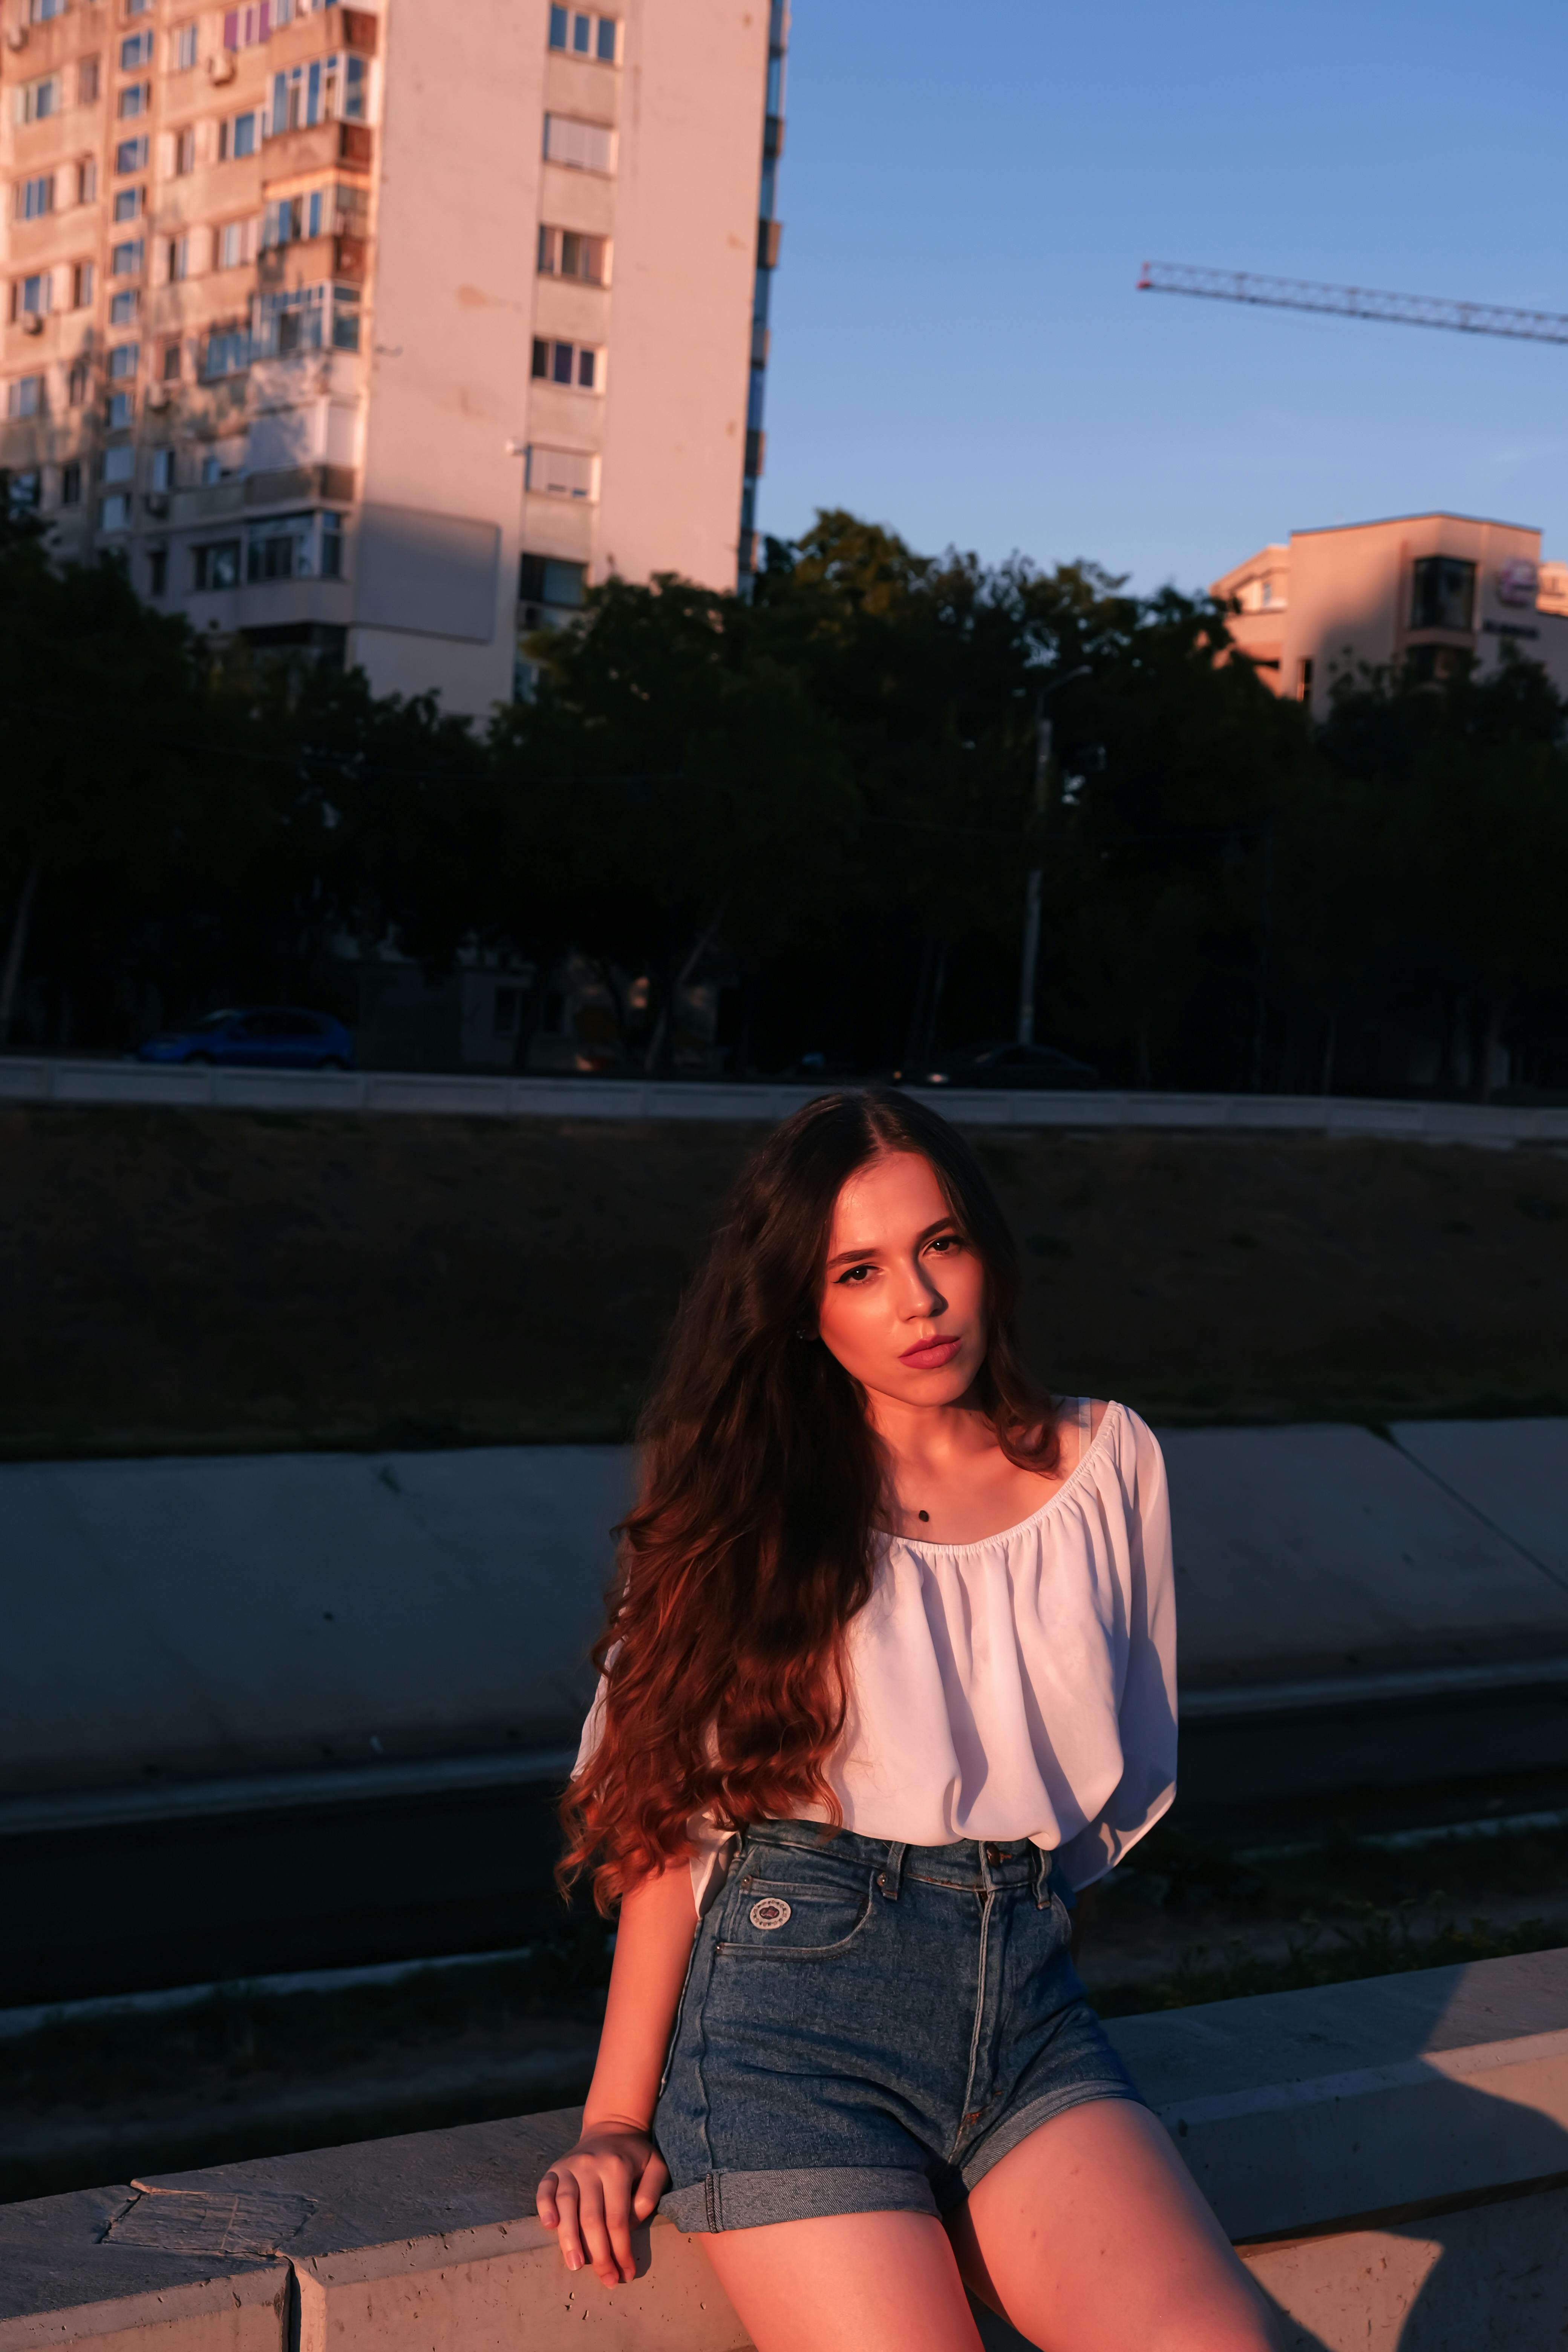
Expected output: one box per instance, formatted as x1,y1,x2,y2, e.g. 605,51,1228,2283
4,1949,1566,2352
3,1054,1566,1142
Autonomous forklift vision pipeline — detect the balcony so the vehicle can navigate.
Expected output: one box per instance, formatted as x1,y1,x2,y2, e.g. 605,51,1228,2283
243,462,356,510
257,232,369,291
262,119,374,180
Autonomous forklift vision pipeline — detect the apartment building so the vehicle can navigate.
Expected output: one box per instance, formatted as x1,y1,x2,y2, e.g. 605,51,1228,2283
0,0,784,712
1214,512,1568,718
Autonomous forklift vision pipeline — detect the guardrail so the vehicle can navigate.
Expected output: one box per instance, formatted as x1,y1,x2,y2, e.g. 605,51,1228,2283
5,1948,1566,2351
3,1055,1566,1143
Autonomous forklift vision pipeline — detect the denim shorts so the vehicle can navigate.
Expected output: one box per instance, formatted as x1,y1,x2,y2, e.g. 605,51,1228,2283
654,1820,1143,2233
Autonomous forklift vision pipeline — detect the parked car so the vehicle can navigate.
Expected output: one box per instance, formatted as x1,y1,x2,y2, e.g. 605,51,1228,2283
900,1041,1099,1090
137,1007,355,1070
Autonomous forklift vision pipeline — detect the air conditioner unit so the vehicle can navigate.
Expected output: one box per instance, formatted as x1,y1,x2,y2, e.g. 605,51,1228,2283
206,51,236,82
21,313,45,336
3,26,28,51
146,384,170,409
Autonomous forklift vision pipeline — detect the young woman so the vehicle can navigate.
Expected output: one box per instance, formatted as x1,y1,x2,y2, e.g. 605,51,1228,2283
538,1089,1281,2352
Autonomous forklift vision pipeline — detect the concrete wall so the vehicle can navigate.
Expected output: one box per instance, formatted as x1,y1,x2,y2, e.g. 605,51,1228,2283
5,1950,1567,2352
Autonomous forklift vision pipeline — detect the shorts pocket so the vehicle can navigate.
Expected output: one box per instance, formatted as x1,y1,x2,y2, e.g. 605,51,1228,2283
716,1866,876,1959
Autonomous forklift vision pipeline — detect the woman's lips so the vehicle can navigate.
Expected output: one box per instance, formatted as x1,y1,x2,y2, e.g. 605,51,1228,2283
900,1335,962,1370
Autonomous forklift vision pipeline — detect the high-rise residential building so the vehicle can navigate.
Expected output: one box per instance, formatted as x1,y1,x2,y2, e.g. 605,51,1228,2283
1,0,786,712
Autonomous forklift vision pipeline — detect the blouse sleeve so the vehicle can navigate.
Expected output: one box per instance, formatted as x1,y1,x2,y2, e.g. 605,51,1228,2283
573,1673,737,1920
1055,1407,1178,1890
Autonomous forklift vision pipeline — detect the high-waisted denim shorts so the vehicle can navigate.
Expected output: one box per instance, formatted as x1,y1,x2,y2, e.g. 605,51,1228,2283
654,1821,1143,2233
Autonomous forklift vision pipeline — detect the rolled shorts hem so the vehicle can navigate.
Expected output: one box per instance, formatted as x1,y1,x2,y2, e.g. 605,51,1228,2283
954,2078,1147,2203
660,2165,940,2234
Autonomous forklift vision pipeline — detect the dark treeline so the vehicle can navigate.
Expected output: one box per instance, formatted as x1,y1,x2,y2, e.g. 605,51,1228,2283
3,506,1566,1095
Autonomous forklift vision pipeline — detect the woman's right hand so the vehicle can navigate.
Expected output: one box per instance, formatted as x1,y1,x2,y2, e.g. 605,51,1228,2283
535,2118,670,2287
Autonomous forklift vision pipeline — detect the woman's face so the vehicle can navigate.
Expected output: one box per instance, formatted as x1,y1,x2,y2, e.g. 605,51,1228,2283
813,1151,987,1410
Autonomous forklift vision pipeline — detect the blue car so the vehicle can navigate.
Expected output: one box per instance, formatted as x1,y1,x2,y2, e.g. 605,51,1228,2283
138,1006,356,1070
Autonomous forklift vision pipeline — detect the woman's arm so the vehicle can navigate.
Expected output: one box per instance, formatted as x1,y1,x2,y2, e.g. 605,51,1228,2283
535,1861,697,2287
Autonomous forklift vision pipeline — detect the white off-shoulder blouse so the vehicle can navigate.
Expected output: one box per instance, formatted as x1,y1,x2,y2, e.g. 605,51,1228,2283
575,1398,1177,1913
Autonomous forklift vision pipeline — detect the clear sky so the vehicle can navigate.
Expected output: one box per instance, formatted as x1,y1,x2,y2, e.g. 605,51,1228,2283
759,0,1568,596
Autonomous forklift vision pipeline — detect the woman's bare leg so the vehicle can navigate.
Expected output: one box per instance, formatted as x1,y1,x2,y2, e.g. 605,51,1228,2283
948,2099,1284,2352
698,2211,984,2352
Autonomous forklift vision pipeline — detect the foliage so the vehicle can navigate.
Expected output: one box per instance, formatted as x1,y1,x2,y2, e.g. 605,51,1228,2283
3,509,1567,1092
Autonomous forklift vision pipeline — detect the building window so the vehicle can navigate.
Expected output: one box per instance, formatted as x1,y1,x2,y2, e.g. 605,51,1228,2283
72,261,95,306
6,469,42,515
519,552,586,612
331,280,360,348
147,545,168,594
14,74,64,125
193,538,242,589
202,326,251,377
16,175,55,222
537,224,608,284
60,459,82,505
531,336,600,390
322,509,343,575
167,233,190,281
161,339,182,380
263,187,327,246
172,127,197,175
68,360,89,406
17,272,52,318
79,56,101,103
6,376,43,420
525,444,596,500
175,23,200,70
109,341,139,381
29,0,65,21
120,31,155,67
1410,554,1476,634
118,84,150,119
115,137,149,173
1295,656,1314,704
100,491,132,531
113,186,144,221
107,389,135,427
220,110,259,158
548,8,618,62
270,52,363,134
217,217,256,268
78,158,99,203
151,445,176,489
126,0,153,15
103,445,136,484
110,287,139,323
110,238,145,277
542,113,614,172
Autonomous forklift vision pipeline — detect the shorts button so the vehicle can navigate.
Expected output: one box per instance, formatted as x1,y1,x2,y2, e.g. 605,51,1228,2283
984,1842,1003,1865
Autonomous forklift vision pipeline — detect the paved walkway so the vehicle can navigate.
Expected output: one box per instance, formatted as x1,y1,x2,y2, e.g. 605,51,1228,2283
3,1054,1565,1144
2,1421,1564,1824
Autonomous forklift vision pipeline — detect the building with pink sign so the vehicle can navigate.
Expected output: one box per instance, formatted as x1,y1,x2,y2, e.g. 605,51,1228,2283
1213,512,1568,715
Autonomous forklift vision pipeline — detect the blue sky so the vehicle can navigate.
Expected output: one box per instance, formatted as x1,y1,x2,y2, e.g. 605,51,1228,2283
759,0,1568,595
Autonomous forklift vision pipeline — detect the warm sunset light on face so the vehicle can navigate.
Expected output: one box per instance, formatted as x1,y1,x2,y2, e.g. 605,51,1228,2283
813,1152,987,1414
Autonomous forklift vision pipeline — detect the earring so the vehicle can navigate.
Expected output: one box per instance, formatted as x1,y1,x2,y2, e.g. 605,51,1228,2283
795,1327,816,1341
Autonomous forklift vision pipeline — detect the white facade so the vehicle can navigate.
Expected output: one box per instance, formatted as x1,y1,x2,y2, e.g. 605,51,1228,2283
1,0,784,715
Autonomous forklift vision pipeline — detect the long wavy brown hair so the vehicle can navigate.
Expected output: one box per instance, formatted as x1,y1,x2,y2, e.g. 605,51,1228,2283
559,1087,1060,1910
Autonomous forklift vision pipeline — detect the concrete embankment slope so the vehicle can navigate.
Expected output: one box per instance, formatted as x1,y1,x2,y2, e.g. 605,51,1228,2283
2,1420,1565,1998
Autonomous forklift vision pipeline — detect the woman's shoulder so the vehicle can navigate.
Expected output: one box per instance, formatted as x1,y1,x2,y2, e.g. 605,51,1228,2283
1079,1398,1167,1493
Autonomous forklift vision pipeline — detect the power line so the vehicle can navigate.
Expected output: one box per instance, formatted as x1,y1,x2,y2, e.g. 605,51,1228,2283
1137,261,1568,348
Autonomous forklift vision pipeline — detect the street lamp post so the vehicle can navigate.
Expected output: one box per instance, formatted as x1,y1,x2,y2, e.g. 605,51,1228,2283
1015,667,1090,1047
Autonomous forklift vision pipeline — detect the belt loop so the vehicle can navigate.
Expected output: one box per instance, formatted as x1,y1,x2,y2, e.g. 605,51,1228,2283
1033,1845,1050,1909
877,1841,907,1900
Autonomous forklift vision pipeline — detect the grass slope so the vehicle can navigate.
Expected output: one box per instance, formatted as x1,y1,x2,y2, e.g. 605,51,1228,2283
2,1107,1565,1456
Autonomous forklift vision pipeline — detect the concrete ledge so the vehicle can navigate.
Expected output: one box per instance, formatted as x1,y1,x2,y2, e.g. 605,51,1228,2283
2,1055,1565,1143
4,1951,1567,2352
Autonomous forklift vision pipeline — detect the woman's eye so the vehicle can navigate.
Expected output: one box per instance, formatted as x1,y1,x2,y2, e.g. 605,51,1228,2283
928,1234,961,1255
836,1264,874,1284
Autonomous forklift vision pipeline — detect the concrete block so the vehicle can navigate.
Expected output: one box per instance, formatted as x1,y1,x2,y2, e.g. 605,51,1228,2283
1160,1422,1568,1686
0,2186,288,2352
1243,2184,1568,2352
1392,1417,1568,1589
1107,1947,1568,2240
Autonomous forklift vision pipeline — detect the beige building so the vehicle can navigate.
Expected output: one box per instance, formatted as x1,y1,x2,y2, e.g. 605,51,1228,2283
1213,512,1568,718
1,0,784,712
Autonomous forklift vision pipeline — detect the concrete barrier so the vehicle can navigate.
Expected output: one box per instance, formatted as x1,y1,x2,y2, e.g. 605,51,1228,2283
4,1950,1566,2352
2,1054,1566,1144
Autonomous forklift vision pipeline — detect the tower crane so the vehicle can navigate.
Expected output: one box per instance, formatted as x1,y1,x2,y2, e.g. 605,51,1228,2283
1137,260,1568,347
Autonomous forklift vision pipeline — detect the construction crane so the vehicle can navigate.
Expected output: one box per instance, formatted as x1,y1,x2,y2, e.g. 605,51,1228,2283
1137,260,1568,348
